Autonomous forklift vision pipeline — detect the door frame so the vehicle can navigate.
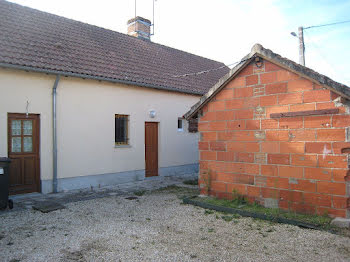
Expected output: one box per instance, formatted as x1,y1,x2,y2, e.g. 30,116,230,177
144,121,159,177
7,113,41,194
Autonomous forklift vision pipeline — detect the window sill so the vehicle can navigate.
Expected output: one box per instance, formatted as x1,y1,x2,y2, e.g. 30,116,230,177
177,129,184,132
114,144,132,148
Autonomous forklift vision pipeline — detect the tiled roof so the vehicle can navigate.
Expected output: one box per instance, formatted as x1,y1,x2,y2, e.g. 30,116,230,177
0,0,229,95
185,43,350,119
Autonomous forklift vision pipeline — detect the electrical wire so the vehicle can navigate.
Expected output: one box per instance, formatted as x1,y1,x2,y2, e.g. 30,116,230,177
173,19,350,79
303,31,337,72
171,58,250,78
304,30,350,84
305,19,350,30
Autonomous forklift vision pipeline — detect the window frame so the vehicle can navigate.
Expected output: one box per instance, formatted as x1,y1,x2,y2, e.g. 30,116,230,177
115,114,129,145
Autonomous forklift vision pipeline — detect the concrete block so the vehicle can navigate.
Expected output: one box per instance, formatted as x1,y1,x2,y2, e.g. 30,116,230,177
255,106,265,113
264,198,279,209
346,127,350,142
255,153,267,164
330,217,350,228
289,178,298,184
254,131,265,140
32,201,65,213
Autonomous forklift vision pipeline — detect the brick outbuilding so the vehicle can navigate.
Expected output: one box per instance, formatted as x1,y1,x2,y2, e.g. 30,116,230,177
185,44,350,218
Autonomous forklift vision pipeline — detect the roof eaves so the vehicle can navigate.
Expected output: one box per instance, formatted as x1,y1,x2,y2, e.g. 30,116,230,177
0,62,204,96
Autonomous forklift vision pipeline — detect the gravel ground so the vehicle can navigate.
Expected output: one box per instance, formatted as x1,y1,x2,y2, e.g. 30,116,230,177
1,186,350,262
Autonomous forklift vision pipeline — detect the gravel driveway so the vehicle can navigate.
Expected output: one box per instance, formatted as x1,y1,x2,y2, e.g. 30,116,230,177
1,186,350,262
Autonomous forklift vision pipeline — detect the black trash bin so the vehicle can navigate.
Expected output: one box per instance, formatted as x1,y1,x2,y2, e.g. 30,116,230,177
0,157,13,210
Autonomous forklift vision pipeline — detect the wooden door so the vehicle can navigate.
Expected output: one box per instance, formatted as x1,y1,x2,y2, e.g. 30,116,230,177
8,113,40,194
145,122,158,177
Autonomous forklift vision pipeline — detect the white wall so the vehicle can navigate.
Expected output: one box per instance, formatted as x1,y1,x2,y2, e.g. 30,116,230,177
0,68,54,180
0,68,199,183
57,76,199,178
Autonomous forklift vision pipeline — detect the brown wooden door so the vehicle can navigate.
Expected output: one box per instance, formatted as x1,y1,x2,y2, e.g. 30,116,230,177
145,122,158,177
8,113,40,194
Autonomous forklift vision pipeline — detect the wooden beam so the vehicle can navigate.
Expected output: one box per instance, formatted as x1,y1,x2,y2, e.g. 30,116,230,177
270,108,339,119
341,148,350,154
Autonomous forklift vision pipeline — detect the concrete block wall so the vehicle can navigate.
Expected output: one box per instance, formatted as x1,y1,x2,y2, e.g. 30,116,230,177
198,59,350,218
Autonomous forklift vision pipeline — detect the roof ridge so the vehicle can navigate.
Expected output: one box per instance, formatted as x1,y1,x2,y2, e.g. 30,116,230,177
251,43,350,93
184,43,350,119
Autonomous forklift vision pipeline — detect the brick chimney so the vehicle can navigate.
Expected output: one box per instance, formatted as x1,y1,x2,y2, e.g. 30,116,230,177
127,16,152,41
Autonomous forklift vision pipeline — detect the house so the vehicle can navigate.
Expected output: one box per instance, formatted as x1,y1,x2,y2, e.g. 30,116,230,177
185,44,350,218
0,0,229,194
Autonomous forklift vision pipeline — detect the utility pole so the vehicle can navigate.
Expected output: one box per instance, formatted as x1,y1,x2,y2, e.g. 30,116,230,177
298,26,305,66
292,20,350,66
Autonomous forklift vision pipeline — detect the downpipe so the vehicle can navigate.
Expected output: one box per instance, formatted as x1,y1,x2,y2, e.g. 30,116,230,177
52,75,60,193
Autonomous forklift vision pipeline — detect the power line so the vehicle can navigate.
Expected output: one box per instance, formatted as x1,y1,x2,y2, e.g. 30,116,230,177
175,19,350,79
304,30,350,84
171,58,250,78
305,19,350,30
303,30,337,74
291,19,350,65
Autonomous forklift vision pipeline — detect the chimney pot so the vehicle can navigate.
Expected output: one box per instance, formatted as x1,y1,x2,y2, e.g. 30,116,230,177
127,16,152,41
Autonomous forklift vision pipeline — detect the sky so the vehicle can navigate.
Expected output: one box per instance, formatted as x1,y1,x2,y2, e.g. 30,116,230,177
8,0,350,86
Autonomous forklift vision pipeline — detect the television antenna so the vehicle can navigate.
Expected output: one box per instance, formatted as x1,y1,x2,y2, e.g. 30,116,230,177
134,0,157,36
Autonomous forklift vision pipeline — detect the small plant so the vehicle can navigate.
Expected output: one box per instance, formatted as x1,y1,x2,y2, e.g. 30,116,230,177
183,179,198,185
259,232,268,238
232,213,242,219
221,213,241,222
231,189,248,205
204,209,214,215
134,190,146,196
266,228,275,233
221,215,234,222
197,196,334,229
202,170,212,195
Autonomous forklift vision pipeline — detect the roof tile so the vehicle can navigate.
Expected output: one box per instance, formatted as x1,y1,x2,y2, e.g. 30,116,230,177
0,0,229,94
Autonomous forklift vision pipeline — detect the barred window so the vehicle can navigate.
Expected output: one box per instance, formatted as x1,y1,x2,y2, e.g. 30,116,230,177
115,114,129,145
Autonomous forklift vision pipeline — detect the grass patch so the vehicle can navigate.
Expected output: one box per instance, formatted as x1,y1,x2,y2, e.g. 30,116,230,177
196,196,333,229
154,185,199,199
183,179,198,186
134,190,146,196
204,209,214,215
221,215,234,222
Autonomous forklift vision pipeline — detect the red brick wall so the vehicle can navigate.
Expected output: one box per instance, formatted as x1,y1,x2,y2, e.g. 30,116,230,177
198,59,350,218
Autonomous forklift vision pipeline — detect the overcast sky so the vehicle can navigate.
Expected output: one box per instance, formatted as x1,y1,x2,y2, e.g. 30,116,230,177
9,0,350,86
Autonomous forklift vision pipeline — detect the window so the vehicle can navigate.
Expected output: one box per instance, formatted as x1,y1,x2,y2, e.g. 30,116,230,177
115,114,129,145
178,118,183,131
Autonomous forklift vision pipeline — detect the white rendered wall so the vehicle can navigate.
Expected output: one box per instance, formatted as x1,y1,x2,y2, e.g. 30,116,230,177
0,68,199,185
